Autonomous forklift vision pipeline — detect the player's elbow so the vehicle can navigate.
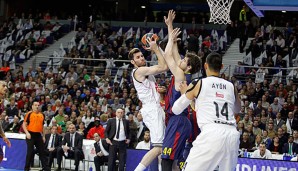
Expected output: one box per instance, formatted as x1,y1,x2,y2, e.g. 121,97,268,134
172,106,182,115
162,65,169,72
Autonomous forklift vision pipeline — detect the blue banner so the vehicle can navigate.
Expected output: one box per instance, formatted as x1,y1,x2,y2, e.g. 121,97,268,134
236,158,298,171
1,138,298,171
126,149,159,171
253,0,298,7
0,138,26,170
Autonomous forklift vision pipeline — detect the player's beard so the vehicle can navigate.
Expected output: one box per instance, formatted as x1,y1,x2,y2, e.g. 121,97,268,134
136,61,146,67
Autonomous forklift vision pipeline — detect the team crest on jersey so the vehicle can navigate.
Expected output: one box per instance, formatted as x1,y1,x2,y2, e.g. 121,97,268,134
216,92,224,98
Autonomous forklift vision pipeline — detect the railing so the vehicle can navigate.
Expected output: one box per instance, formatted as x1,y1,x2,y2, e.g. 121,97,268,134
31,56,298,84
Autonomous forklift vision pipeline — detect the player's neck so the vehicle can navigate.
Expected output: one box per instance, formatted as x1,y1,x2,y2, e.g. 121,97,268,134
207,72,220,77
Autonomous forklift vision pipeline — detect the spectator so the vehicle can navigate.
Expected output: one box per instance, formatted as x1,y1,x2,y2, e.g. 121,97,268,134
127,112,138,148
136,131,150,150
6,98,18,118
44,125,62,170
254,100,264,117
242,114,252,129
100,114,108,129
293,130,298,144
93,104,103,117
246,124,256,143
268,136,283,154
93,133,109,171
56,124,84,171
281,124,290,140
274,112,285,132
251,142,272,159
105,108,130,171
286,112,298,135
261,95,270,110
276,83,288,98
282,135,298,155
239,21,250,53
237,121,245,135
270,98,282,114
275,35,285,49
240,131,253,151
77,122,87,138
87,119,105,139
262,130,272,149
110,97,124,111
277,127,287,146
252,120,262,136
5,116,21,133
267,123,276,139
252,134,263,151
54,108,66,124
82,109,94,128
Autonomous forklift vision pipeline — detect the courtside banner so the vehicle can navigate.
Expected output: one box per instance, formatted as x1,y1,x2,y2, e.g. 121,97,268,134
0,138,26,169
236,158,298,171
126,149,159,171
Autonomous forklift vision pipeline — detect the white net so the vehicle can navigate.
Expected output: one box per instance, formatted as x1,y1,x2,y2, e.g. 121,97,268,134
207,0,235,25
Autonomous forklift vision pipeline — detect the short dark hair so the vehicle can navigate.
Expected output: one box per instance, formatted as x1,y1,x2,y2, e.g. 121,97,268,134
128,48,141,60
185,53,202,74
206,52,222,72
259,142,266,146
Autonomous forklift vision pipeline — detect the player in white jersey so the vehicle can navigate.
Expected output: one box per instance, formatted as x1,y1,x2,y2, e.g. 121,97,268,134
129,43,168,171
172,53,241,171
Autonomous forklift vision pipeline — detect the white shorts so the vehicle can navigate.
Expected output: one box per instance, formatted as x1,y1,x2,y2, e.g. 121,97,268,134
183,124,240,171
140,104,165,146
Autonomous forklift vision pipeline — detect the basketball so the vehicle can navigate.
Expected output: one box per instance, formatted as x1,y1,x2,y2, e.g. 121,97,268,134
141,33,159,50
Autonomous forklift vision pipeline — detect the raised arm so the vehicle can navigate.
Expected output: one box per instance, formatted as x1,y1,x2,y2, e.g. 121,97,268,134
164,28,185,85
134,38,168,81
172,79,201,115
164,10,181,65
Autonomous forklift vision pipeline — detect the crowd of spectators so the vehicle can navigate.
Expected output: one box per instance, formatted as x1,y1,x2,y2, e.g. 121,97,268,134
0,12,69,77
230,19,298,157
233,18,298,80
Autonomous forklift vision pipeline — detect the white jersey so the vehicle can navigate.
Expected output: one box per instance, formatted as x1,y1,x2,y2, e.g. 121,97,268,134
132,68,160,105
195,76,237,128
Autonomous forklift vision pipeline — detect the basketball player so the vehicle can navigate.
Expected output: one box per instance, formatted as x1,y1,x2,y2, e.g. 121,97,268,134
0,81,11,162
131,39,168,171
161,10,201,171
172,53,241,171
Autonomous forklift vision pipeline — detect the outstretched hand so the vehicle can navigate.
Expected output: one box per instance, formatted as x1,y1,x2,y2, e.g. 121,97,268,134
169,28,181,42
144,37,158,52
164,9,176,27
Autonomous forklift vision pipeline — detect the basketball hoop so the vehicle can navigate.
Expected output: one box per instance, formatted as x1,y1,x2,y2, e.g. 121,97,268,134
207,0,235,25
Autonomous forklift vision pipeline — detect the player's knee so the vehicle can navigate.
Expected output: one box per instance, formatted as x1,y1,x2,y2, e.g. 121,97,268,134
153,146,162,155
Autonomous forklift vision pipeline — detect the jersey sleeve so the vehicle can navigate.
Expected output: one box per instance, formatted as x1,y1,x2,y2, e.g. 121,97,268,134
23,112,30,124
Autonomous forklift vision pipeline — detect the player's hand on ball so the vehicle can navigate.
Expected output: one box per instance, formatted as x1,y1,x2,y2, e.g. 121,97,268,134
179,81,188,94
144,37,158,51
